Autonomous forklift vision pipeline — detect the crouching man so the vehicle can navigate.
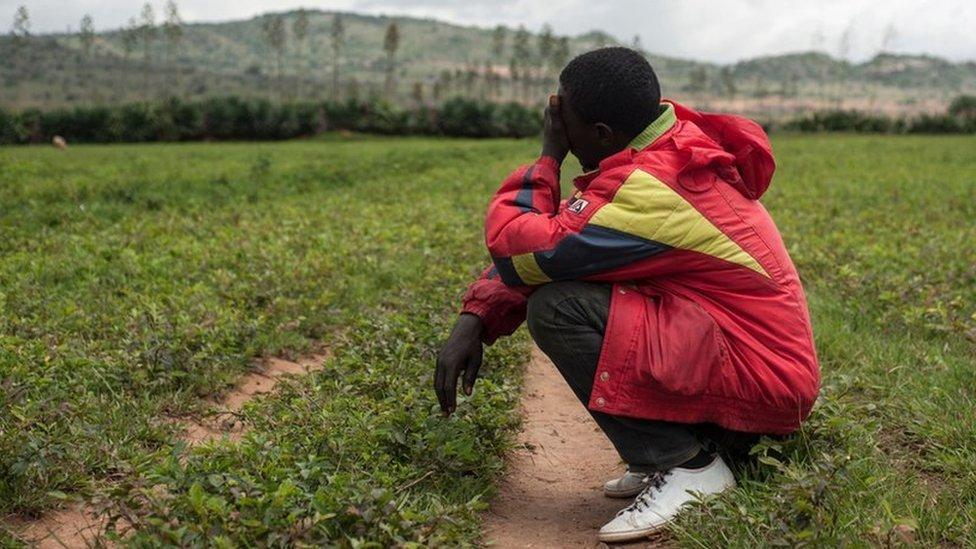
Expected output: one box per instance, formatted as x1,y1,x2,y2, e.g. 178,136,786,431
434,47,820,543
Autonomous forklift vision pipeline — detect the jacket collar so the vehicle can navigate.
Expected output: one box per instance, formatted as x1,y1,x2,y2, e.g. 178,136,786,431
628,102,677,151
573,103,677,191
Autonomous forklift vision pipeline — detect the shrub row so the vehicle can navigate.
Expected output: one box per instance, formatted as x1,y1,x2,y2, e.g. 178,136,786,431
781,98,976,134
3,95,975,145
0,97,542,145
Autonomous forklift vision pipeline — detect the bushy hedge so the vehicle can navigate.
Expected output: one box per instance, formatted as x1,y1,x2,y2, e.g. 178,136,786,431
0,97,542,145
781,96,976,134
6,94,974,145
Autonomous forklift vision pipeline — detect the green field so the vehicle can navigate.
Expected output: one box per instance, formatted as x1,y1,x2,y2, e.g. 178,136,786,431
1,134,974,545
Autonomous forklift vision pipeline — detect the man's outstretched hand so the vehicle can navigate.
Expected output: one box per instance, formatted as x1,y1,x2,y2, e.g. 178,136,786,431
434,313,485,416
542,94,570,163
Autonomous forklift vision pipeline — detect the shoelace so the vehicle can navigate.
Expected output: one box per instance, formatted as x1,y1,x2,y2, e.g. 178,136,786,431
620,471,671,515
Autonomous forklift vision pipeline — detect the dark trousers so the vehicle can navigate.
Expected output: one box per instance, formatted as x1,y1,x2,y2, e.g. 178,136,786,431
526,281,756,473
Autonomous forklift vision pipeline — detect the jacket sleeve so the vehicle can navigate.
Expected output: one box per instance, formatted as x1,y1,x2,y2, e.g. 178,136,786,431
459,185,586,345
460,265,533,344
486,156,671,287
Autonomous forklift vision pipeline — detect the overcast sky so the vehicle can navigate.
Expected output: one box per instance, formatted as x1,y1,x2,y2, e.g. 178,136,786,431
4,0,975,64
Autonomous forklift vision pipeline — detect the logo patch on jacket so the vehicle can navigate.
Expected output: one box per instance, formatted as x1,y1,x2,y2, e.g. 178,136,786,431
568,199,589,214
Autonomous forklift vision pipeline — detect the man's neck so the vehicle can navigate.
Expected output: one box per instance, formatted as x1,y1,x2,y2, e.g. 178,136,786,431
627,103,676,152
582,103,675,171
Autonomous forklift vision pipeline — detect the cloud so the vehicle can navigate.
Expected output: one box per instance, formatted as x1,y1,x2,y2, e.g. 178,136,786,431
3,0,974,62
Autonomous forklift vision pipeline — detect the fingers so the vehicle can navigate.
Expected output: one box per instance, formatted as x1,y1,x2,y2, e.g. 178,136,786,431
443,363,459,415
435,355,460,416
462,348,483,396
546,96,564,133
434,357,450,415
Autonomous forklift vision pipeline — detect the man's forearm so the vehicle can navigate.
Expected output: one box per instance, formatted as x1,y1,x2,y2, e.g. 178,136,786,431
456,312,485,339
461,273,532,345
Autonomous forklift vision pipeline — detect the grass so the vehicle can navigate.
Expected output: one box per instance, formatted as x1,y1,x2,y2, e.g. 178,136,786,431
676,134,976,546
1,133,974,545
0,137,531,545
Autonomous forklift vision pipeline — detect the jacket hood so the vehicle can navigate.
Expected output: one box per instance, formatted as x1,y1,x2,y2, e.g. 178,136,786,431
667,100,776,199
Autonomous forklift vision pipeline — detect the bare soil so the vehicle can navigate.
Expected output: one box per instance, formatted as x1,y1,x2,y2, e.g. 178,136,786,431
6,504,108,549
482,347,665,548
180,353,328,444
5,352,329,548
12,348,664,548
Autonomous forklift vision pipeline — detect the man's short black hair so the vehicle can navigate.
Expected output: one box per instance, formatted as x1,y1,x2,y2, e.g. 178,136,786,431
559,47,662,137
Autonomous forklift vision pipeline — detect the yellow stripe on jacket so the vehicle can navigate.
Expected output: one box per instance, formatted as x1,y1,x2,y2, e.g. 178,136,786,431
588,169,768,277
511,250,551,285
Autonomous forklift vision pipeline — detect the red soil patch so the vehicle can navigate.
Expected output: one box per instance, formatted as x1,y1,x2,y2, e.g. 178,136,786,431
5,351,329,547
482,347,666,548
6,504,109,549
180,353,329,444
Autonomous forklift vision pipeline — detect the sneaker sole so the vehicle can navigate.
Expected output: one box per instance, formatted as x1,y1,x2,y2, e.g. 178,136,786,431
603,486,645,499
597,523,666,543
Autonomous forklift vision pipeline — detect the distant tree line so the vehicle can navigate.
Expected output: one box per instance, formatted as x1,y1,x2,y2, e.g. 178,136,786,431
3,94,974,146
781,95,976,134
3,4,579,109
0,96,542,144
6,4,973,137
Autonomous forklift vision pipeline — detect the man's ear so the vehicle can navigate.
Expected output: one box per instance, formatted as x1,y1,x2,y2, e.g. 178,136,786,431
594,122,614,146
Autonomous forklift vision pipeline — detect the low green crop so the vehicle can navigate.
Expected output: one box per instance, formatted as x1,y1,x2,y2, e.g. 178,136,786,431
1,134,974,545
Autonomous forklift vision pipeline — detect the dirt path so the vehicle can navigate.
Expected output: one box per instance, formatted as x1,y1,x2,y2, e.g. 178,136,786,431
6,505,107,549
6,352,328,548
180,353,328,444
482,347,664,548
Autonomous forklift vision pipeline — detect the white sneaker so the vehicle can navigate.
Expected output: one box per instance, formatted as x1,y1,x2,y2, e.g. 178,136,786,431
604,471,649,498
598,456,735,543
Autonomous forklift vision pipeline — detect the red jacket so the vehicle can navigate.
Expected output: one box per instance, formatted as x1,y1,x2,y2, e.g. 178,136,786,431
461,101,819,435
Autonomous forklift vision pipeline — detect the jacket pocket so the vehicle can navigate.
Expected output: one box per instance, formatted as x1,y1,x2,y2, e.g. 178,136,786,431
636,291,726,397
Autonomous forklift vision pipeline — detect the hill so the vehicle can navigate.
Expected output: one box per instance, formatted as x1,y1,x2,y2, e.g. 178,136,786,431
2,9,975,118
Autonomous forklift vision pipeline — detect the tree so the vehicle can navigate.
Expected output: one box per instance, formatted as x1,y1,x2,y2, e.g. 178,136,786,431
80,15,95,58
594,32,610,49
537,23,555,84
838,23,854,60
492,25,506,60
293,9,310,98
454,68,464,97
507,56,519,102
463,64,477,97
754,77,770,99
836,21,855,107
10,5,30,64
779,72,799,98
686,66,708,100
631,34,643,53
262,15,287,100
121,17,138,62
719,67,737,99
512,25,531,102
432,79,443,102
139,3,157,97
948,95,976,122
80,14,96,101
383,21,401,102
551,36,570,76
330,14,345,100
347,77,360,101
438,70,453,99
880,22,897,53
121,16,139,94
482,60,494,100
163,1,183,92
11,5,30,42
490,25,506,100
411,81,424,106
